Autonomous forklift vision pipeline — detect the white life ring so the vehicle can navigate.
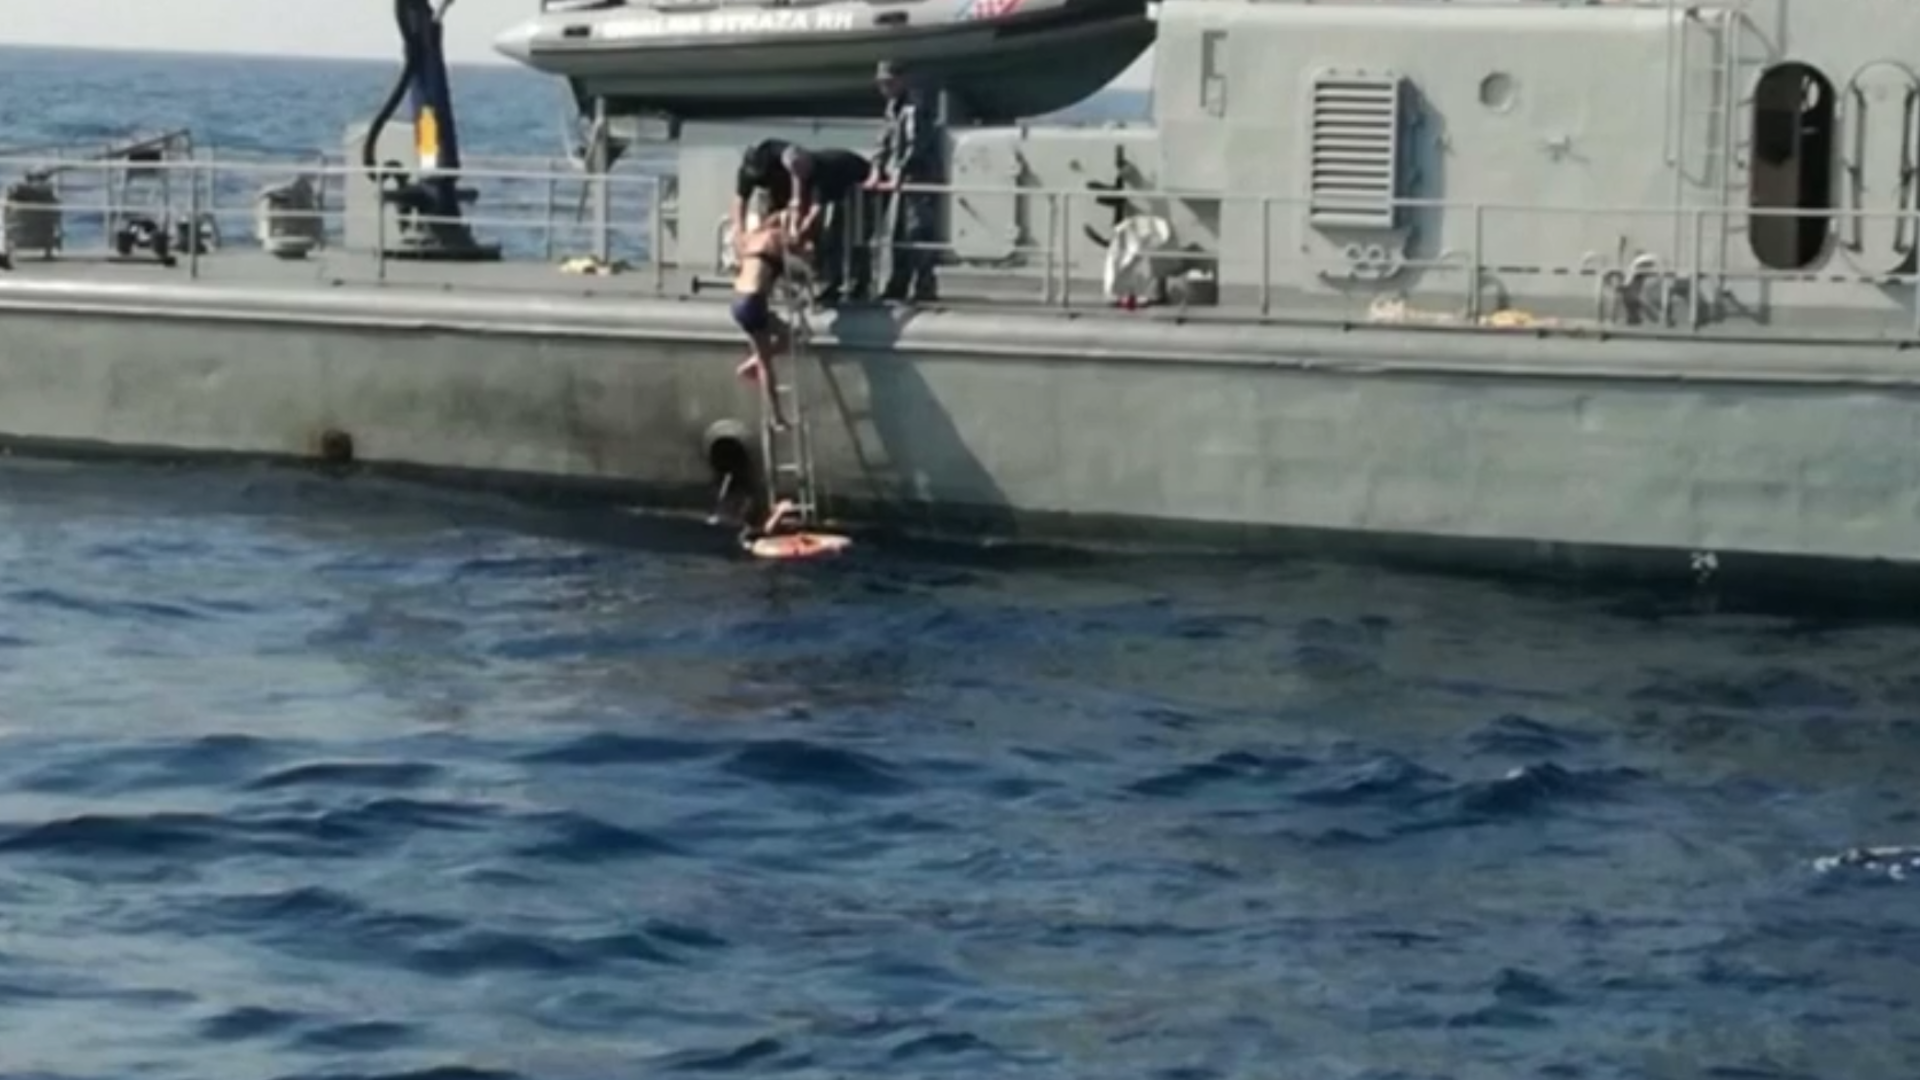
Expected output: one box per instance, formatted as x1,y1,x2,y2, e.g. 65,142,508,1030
1102,214,1174,302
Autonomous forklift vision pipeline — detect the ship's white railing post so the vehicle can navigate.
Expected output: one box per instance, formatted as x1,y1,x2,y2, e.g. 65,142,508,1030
314,152,330,237
591,97,611,268
1689,204,1704,328
1258,196,1271,316
1911,240,1920,339
1907,261,1920,337
1041,192,1057,304
187,156,202,280
1059,194,1073,309
648,172,664,291
543,167,558,262
375,173,388,283
1468,202,1484,321
593,172,610,266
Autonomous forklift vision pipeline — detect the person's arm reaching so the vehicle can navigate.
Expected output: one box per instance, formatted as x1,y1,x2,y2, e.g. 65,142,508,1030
730,178,753,252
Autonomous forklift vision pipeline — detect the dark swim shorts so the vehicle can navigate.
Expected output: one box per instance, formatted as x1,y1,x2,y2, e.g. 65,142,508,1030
731,293,771,333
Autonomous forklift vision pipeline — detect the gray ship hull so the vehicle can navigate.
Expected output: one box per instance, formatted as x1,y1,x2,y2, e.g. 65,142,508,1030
0,259,1913,604
12,0,1920,606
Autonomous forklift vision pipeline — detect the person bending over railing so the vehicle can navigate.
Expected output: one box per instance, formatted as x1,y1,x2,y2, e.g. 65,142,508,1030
790,147,879,304
730,209,810,430
730,138,805,254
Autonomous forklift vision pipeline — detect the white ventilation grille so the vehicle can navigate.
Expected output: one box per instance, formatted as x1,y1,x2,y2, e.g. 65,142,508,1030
1308,71,1404,230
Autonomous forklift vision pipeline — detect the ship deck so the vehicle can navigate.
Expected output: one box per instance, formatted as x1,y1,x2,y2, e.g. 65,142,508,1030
0,247,1069,308
5,141,1920,347
7,244,1920,357
0,242,1304,337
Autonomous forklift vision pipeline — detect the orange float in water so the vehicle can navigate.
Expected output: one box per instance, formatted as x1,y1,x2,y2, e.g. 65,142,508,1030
747,530,853,561
744,499,852,561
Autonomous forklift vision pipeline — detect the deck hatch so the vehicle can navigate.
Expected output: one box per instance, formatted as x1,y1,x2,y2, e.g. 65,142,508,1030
1307,70,1404,230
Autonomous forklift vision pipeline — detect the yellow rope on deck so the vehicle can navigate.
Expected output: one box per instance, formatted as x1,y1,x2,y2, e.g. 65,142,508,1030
1367,296,1560,329
557,256,630,275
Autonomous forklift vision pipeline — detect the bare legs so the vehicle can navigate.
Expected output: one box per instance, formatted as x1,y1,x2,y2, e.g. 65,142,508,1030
736,312,792,429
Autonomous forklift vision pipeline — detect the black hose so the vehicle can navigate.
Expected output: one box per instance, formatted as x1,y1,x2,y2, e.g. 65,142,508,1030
362,0,420,180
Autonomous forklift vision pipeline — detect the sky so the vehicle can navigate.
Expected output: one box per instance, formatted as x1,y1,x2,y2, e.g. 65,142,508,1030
1,0,1153,86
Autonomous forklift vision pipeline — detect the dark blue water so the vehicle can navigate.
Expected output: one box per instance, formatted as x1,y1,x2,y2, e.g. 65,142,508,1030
0,455,1916,1080
0,48,1917,1080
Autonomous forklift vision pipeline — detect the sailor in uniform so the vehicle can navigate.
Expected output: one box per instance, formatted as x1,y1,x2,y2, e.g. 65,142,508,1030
871,59,942,303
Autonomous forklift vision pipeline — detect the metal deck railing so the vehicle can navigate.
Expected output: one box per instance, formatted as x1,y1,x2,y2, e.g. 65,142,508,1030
0,147,1915,345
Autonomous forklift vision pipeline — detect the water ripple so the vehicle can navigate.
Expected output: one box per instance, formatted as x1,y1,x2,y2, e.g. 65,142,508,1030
0,456,1912,1078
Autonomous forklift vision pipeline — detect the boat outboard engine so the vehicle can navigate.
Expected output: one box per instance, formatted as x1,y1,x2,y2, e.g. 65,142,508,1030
363,0,501,261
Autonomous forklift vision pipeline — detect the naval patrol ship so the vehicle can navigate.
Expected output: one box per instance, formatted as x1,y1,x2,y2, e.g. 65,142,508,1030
0,0,1913,592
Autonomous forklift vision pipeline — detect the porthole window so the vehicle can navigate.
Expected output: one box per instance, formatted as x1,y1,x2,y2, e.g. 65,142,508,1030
1747,61,1836,271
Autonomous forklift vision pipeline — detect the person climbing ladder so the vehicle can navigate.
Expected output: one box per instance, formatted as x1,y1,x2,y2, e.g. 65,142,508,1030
728,208,804,429
734,234,853,562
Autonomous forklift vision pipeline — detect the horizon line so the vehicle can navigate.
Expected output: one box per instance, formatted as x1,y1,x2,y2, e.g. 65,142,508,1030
0,40,520,70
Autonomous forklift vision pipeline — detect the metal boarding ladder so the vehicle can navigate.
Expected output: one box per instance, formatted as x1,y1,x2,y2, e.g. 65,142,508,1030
1667,0,1755,322
760,276,822,532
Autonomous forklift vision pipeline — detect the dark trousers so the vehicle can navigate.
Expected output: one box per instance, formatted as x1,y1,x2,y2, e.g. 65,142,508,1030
811,197,862,299
796,193,883,302
881,190,938,301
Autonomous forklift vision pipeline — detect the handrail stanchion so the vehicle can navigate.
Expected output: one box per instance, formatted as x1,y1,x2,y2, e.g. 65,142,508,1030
1469,203,1484,320
1059,192,1073,309
1259,195,1272,316
316,152,331,244
376,168,388,284
1041,191,1057,305
1911,215,1920,339
592,159,611,268
649,173,665,292
188,158,202,280
1689,204,1704,329
544,164,558,263
206,145,219,254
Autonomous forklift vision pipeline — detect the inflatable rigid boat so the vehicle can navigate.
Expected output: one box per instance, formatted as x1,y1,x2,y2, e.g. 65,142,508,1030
493,0,1156,121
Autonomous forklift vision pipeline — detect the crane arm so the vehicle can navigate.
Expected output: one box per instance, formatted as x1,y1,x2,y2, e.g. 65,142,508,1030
359,0,499,260
364,0,467,192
